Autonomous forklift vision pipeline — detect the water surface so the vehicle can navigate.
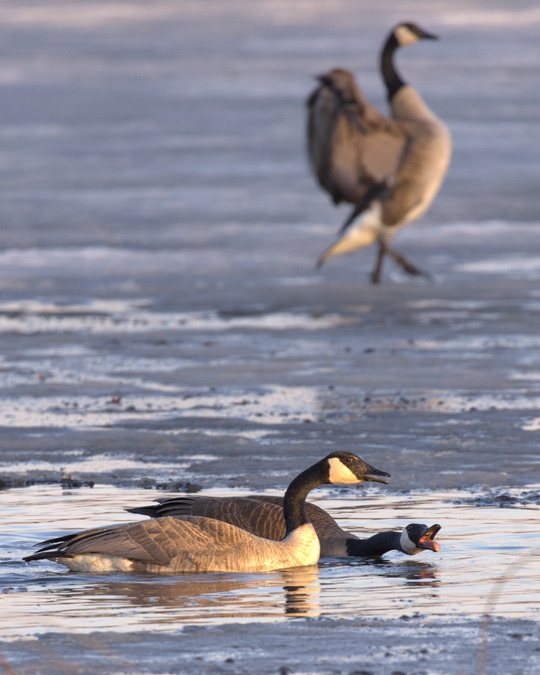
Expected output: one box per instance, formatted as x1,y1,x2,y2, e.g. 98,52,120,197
2,485,538,638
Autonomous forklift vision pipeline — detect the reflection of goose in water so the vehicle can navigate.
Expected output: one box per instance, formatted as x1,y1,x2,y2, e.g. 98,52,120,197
58,566,321,620
281,566,321,617
318,557,441,610
128,495,441,558
24,452,389,574
322,555,440,580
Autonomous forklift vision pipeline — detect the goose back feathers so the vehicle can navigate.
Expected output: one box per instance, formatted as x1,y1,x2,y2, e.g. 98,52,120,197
128,495,441,558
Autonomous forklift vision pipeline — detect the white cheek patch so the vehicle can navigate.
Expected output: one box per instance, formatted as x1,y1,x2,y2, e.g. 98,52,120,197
327,457,360,484
394,25,419,47
400,529,419,555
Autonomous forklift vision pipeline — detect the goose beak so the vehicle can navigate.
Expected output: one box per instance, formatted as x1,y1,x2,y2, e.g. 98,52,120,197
420,28,439,40
363,462,391,485
417,524,441,552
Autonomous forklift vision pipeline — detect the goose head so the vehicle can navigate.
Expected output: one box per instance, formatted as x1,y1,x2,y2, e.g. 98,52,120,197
324,451,390,485
393,22,438,47
400,523,441,554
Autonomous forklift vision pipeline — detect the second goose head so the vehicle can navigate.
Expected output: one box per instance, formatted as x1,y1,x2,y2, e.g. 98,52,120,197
400,523,441,555
343,522,441,558
393,22,438,47
324,452,391,485
381,21,439,100
283,451,390,536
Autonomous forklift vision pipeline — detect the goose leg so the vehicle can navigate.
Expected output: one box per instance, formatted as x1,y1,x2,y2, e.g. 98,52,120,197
370,242,386,284
383,244,431,280
339,204,364,233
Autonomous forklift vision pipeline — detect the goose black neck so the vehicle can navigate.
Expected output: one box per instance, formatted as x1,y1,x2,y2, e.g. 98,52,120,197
282,462,325,536
380,33,405,101
346,530,402,557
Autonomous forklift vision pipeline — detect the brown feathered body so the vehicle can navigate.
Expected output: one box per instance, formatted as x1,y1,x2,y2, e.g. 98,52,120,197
307,23,452,280
130,495,367,557
28,515,319,574
308,71,450,231
128,495,441,558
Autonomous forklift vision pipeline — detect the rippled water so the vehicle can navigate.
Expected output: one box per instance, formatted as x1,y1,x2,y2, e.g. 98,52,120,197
2,485,539,638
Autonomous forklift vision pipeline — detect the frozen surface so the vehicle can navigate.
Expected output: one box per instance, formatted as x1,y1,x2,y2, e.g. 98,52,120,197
1,0,540,673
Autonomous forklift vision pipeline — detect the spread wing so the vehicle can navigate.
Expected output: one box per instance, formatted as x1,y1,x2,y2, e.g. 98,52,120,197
307,68,409,209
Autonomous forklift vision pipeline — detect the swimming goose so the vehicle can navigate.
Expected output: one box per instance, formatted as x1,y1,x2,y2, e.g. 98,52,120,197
307,22,452,282
128,495,441,557
23,452,389,574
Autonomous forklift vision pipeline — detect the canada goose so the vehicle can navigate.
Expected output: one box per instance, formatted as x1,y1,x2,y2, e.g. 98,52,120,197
23,452,389,574
307,22,452,283
128,495,441,557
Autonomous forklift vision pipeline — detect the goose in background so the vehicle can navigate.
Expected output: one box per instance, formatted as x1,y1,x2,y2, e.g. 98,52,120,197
307,22,452,283
128,494,441,557
23,452,390,574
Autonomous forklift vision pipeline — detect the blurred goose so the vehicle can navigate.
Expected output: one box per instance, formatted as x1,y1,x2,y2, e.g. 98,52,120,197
307,22,451,282
23,452,389,574
129,494,441,557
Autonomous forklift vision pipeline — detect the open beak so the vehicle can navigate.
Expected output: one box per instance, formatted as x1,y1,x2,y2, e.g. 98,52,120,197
363,462,391,485
417,524,441,552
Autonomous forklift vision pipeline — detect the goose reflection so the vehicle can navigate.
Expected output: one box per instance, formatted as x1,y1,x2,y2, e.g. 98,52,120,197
320,557,441,588
63,566,321,623
281,566,321,616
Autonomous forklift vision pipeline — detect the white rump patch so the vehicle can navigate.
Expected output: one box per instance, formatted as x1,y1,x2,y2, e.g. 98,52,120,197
62,554,134,573
327,457,361,484
318,203,382,265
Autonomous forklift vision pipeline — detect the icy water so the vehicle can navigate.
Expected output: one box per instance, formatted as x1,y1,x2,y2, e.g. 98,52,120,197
2,485,539,638
2,0,540,671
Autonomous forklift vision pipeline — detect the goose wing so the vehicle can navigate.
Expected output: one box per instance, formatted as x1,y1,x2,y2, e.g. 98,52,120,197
129,497,287,540
307,68,409,210
28,516,272,569
243,496,347,541
129,495,345,542
28,515,320,572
